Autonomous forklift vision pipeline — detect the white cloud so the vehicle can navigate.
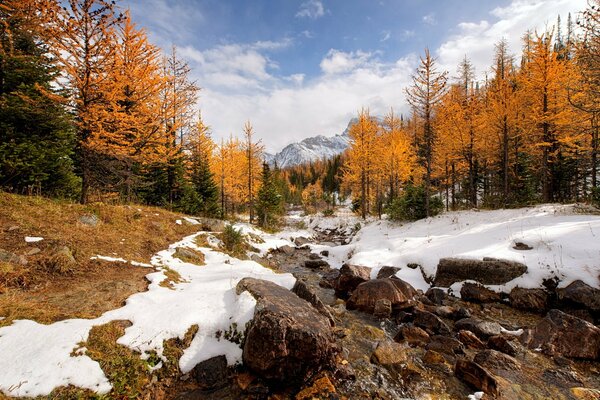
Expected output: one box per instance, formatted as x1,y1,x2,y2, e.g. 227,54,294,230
423,13,437,26
300,30,315,39
320,49,374,75
296,0,326,19
381,30,391,42
399,29,415,41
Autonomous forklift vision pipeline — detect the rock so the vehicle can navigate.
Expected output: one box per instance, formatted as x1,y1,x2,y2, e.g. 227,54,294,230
370,341,408,366
520,309,600,360
513,241,533,250
394,324,430,347
191,355,229,391
295,376,336,400
426,335,464,356
346,278,417,314
78,214,99,226
487,335,520,357
429,305,455,319
413,310,451,336
406,263,420,269
236,278,337,383
25,248,41,256
558,280,600,312
277,245,295,255
426,288,446,305
434,257,527,287
509,287,549,312
570,388,600,399
422,349,447,365
304,259,330,269
292,280,335,326
0,249,27,265
455,318,503,340
319,269,340,289
335,264,371,299
294,237,311,247
373,299,392,318
308,253,321,260
451,307,472,320
457,330,486,350
7,225,19,232
376,266,400,279
454,359,499,397
460,282,502,303
320,250,329,257
473,349,521,372
174,247,205,265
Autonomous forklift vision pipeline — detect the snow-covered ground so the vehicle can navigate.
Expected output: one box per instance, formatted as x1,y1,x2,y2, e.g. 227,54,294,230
0,224,295,397
307,204,600,293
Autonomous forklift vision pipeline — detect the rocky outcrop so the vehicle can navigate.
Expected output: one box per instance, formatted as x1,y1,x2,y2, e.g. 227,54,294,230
236,278,338,383
520,309,600,360
473,349,521,372
346,278,417,314
191,355,229,391
557,280,600,313
434,257,527,287
509,287,549,312
292,280,335,326
335,264,371,299
454,318,503,340
460,282,502,303
454,359,499,397
394,325,430,347
304,259,330,269
376,266,400,279
413,310,451,336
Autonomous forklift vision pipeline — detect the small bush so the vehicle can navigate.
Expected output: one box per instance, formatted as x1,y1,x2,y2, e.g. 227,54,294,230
387,183,443,221
592,187,600,208
322,209,334,217
221,224,244,252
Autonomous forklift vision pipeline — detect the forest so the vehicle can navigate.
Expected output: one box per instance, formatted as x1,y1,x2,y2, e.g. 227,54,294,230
1,0,599,225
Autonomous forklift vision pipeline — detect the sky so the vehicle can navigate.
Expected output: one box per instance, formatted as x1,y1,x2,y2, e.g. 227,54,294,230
122,0,588,152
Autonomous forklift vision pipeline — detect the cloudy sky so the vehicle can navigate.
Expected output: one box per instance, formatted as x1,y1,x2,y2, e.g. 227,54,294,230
122,0,587,152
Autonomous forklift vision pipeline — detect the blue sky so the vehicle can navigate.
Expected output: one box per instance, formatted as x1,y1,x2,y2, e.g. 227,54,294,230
123,0,587,152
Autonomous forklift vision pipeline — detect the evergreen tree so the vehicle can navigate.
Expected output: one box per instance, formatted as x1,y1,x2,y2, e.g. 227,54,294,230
191,154,220,217
255,163,282,227
0,0,79,197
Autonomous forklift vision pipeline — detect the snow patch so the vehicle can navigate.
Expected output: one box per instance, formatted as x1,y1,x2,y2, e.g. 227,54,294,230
24,236,43,243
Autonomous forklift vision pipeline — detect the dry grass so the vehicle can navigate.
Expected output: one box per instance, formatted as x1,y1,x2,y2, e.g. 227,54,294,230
0,192,201,325
158,267,187,289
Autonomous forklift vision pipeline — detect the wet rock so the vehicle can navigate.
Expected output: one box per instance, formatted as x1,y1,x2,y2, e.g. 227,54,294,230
319,269,340,289
376,266,400,279
454,359,499,397
304,259,330,269
191,355,229,391
458,330,486,350
557,280,600,312
294,237,311,247
174,247,205,265
370,340,408,366
335,264,371,299
473,349,521,372
292,280,335,326
520,309,600,360
373,299,392,318
509,287,549,312
487,335,520,357
455,318,503,340
277,245,295,255
434,257,527,287
460,282,502,303
426,335,464,356
78,214,99,226
236,278,338,383
413,309,451,336
394,324,430,347
346,278,416,314
426,288,446,305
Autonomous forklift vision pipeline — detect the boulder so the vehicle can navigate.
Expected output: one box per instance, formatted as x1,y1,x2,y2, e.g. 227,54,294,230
457,330,486,350
413,310,451,336
294,237,311,247
454,318,503,340
292,280,335,326
557,280,600,312
376,266,400,279
0,249,27,266
335,264,371,299
426,288,446,305
473,349,521,372
236,278,338,383
373,299,392,319
319,269,340,289
394,325,430,347
454,359,499,397
277,245,295,255
434,257,527,287
460,282,502,303
320,250,329,257
78,214,99,227
304,259,330,269
426,335,465,356
487,335,520,357
509,287,549,312
346,278,417,314
370,341,408,366
519,309,600,360
191,355,229,391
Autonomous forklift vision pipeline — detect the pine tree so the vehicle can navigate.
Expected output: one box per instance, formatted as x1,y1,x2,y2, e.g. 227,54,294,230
188,116,220,217
256,163,282,227
0,0,78,197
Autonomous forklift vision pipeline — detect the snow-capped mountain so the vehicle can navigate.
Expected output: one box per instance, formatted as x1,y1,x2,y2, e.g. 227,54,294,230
264,119,355,169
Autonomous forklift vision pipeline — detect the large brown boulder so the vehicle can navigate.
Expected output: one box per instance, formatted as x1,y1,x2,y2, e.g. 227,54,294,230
346,278,417,314
520,309,600,360
557,280,600,312
236,278,338,383
335,264,371,298
509,287,549,312
460,282,502,303
454,359,499,397
454,318,503,340
434,257,527,287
